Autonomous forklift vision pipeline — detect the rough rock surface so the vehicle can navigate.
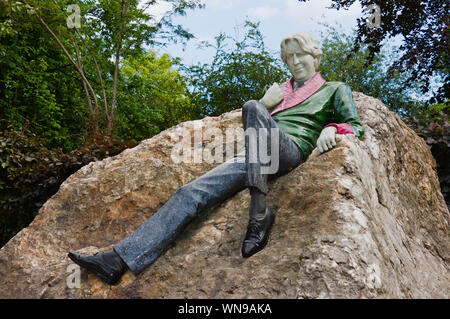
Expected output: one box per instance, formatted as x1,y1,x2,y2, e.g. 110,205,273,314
0,93,448,299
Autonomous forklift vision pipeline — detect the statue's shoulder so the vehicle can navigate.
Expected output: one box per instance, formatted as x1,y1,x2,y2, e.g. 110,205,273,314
320,81,352,95
323,81,348,88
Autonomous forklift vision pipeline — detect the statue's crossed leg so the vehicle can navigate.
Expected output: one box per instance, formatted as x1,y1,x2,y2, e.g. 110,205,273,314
113,100,304,275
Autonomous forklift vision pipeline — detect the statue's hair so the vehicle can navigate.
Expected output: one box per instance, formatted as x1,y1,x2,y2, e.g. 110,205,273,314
280,32,323,70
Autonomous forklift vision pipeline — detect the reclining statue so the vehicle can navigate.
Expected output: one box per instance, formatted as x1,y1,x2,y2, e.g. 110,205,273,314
68,32,365,285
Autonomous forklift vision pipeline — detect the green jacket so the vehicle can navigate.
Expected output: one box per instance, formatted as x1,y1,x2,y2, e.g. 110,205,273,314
272,81,365,158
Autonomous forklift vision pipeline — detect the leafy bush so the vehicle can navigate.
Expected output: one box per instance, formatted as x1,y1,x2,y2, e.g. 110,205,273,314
0,125,137,247
403,103,450,207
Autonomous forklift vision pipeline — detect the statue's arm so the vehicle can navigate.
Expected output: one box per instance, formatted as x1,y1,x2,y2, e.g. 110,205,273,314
324,83,365,139
317,83,364,154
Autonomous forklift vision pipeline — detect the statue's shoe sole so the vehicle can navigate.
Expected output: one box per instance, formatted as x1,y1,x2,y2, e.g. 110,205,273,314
68,252,121,286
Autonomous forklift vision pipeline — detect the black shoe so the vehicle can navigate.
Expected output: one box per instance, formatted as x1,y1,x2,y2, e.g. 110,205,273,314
68,250,128,285
241,206,276,258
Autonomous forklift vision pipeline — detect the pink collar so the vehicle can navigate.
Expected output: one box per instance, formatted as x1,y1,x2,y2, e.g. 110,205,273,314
270,72,326,116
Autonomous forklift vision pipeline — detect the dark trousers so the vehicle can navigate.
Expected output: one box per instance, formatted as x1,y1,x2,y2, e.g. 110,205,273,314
113,100,304,275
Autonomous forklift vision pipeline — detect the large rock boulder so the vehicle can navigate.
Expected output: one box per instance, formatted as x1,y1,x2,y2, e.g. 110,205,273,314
0,93,448,298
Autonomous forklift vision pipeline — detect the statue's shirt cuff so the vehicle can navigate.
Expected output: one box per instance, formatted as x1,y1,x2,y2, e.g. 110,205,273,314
324,123,355,134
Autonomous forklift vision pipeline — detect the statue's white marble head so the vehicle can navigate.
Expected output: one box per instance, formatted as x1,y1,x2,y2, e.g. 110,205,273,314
280,32,323,83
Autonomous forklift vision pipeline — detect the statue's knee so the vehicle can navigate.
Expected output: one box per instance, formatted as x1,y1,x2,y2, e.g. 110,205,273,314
175,183,203,214
243,100,263,115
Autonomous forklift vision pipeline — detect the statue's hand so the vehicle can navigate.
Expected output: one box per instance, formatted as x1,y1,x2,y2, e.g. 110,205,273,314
260,83,284,109
317,126,337,154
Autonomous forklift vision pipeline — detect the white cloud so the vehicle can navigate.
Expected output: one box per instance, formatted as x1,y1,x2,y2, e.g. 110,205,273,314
201,0,244,10
283,0,362,26
247,6,279,20
139,0,173,23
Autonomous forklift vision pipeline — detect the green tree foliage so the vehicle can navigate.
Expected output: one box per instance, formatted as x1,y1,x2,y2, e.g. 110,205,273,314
318,23,425,116
183,21,288,117
1,0,204,140
0,2,87,150
298,0,449,102
115,51,197,141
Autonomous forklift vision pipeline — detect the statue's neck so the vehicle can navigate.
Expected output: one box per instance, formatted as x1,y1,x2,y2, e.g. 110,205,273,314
292,73,317,91
292,80,305,91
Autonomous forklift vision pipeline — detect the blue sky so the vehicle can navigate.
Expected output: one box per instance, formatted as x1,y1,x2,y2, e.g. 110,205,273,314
148,0,365,65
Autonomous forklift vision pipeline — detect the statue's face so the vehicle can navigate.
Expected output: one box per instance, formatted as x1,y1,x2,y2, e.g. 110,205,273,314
285,39,317,83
